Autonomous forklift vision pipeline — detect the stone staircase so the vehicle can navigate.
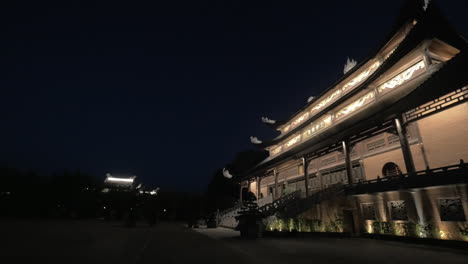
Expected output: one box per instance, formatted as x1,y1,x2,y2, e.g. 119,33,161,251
257,184,345,219
217,196,274,228
257,191,302,217
279,184,345,218
218,184,345,228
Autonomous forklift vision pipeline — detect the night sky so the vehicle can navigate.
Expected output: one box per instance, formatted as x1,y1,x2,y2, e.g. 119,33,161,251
1,0,467,192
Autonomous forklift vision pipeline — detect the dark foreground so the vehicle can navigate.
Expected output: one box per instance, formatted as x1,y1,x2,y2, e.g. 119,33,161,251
0,220,467,264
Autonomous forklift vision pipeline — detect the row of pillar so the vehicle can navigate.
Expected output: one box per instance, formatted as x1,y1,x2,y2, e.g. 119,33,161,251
243,115,415,202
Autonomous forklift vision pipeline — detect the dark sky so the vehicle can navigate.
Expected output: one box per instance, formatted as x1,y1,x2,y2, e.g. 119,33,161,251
1,0,467,192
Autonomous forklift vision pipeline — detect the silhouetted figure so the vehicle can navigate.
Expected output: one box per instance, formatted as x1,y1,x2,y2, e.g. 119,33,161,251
125,192,137,227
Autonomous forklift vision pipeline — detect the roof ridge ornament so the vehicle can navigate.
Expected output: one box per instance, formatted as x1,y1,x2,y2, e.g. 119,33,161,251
343,57,357,74
222,168,233,179
423,0,430,11
261,117,276,124
250,136,263,144
307,96,315,103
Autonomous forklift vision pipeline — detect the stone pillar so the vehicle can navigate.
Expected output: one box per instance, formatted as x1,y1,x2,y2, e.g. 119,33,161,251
302,157,310,197
342,139,354,184
393,116,416,175
273,169,278,200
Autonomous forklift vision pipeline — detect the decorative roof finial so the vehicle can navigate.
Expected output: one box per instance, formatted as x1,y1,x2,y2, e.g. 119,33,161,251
261,117,276,124
250,136,262,144
307,96,315,103
423,0,430,11
222,168,233,179
343,57,357,74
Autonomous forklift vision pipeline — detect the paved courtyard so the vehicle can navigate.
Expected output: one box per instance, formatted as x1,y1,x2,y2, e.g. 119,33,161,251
0,220,467,264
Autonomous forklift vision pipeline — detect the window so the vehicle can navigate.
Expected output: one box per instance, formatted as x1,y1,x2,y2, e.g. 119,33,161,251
387,135,399,145
367,138,386,151
361,203,376,220
389,200,408,221
382,162,402,177
439,198,466,221
298,164,304,175
321,156,337,166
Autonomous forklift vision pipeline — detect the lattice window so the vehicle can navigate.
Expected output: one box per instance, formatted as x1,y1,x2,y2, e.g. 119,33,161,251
387,135,399,145
337,153,344,160
404,87,468,122
313,177,319,188
367,138,386,151
439,198,466,221
279,166,300,179
382,162,401,177
361,203,376,220
321,156,337,166
342,170,349,183
298,164,304,175
352,166,363,182
389,201,408,221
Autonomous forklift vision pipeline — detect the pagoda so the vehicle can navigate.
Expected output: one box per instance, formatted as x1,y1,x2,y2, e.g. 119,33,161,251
225,0,468,241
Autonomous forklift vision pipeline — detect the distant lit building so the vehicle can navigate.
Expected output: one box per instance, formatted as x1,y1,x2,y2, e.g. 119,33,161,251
233,2,468,241
103,173,137,190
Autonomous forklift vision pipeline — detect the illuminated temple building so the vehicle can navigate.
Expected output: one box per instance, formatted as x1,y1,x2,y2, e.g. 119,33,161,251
228,1,468,241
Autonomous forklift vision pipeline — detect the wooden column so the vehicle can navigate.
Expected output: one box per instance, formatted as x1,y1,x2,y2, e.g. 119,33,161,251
342,139,354,184
256,176,261,201
302,157,310,197
239,183,244,203
394,116,416,176
273,169,278,200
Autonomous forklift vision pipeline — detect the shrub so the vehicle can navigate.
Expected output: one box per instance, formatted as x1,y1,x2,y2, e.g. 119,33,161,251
415,223,433,238
459,226,468,241
393,222,414,236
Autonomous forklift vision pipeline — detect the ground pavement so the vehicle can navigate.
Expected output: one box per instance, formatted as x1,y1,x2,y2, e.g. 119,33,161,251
0,220,467,264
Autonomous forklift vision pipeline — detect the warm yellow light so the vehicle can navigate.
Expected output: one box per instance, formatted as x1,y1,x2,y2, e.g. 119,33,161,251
384,47,398,60
342,61,381,91
106,177,134,183
335,91,375,120
285,135,301,148
302,115,333,139
280,59,381,135
292,112,309,127
271,146,283,156
378,60,425,93
312,89,343,112
439,230,449,240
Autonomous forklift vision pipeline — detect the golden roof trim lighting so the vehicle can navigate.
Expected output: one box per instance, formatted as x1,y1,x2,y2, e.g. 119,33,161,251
302,115,333,140
378,60,426,93
282,61,381,133
285,134,302,148
342,61,381,91
335,91,376,120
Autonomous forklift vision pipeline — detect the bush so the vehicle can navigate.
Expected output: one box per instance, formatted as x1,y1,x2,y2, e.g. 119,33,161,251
393,222,414,236
459,226,468,241
415,223,434,238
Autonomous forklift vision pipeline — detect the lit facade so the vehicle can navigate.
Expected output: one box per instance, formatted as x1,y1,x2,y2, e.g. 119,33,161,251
233,3,468,241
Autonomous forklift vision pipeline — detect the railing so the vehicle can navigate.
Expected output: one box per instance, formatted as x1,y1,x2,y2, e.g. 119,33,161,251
217,203,242,228
217,196,274,228
256,184,346,218
345,161,468,195
257,190,302,217
239,163,467,220
280,183,345,218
